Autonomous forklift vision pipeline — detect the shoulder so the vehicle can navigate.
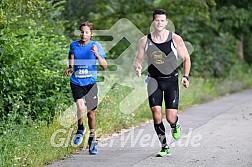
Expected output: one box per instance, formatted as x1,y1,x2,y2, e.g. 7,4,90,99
92,41,105,51
171,33,183,45
70,40,78,46
92,41,102,47
138,36,148,47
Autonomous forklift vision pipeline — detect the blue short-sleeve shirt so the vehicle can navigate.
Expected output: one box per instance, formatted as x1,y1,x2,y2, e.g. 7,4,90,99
69,40,106,86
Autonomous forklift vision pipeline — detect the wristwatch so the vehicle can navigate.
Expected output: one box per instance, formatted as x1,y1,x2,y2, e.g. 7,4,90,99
183,75,189,81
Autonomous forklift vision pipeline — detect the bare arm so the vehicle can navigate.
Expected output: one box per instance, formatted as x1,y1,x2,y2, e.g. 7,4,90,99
134,36,147,77
65,53,74,76
97,56,107,70
173,34,191,88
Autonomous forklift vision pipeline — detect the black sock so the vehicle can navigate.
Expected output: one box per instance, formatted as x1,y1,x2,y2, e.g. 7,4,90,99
154,122,167,148
78,123,84,130
170,115,178,128
88,133,95,143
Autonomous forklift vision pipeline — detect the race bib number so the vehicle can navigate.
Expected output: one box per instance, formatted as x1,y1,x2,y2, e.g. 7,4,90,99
75,66,93,78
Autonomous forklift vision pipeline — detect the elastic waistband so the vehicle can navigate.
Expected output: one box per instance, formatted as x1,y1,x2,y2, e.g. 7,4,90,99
149,72,178,79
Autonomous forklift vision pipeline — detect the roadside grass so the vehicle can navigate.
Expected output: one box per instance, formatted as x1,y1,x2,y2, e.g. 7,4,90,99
180,62,252,110
1,63,252,167
0,121,78,167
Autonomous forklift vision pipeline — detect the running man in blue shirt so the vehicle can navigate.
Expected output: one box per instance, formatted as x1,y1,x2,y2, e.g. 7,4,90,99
65,21,107,155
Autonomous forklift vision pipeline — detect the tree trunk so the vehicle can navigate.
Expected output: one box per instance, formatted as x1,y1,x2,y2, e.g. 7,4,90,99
237,34,244,60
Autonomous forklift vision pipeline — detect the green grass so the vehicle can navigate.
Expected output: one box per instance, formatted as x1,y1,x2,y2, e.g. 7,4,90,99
1,62,252,166
0,122,77,166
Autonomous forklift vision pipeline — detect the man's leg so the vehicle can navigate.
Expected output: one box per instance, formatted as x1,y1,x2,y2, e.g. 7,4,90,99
87,109,96,143
73,98,86,145
152,106,167,147
86,84,98,154
152,106,171,157
164,80,180,140
165,108,177,125
166,109,181,140
70,82,87,146
148,78,170,156
76,99,85,128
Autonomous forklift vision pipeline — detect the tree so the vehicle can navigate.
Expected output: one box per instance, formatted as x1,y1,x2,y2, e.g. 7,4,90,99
214,0,252,63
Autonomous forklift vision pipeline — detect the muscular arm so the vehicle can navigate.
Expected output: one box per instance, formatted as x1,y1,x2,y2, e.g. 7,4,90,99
173,34,191,87
134,36,147,77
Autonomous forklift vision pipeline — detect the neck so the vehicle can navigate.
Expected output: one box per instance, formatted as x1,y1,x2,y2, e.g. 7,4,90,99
152,30,168,38
78,40,89,46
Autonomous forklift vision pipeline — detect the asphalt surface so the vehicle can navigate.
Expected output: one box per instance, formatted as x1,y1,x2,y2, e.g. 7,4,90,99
46,88,252,167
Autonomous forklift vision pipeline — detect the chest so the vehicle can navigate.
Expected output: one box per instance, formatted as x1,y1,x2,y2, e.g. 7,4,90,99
73,46,95,59
147,40,173,56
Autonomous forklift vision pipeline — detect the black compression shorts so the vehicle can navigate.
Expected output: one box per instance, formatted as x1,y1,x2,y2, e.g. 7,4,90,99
147,77,179,109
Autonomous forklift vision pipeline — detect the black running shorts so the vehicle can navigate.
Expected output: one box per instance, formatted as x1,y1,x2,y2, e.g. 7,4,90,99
70,82,98,110
147,77,179,109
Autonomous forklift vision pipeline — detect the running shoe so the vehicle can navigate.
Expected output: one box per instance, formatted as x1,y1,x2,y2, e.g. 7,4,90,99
172,123,181,140
155,145,171,157
73,125,86,145
89,139,98,155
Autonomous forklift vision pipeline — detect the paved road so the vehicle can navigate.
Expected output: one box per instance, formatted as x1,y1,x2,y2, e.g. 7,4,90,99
46,88,252,167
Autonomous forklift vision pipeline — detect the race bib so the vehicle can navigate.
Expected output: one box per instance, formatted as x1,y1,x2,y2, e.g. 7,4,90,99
75,66,93,78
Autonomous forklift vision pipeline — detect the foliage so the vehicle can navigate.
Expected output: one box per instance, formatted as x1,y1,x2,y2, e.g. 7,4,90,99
214,0,252,64
214,0,252,35
0,0,71,124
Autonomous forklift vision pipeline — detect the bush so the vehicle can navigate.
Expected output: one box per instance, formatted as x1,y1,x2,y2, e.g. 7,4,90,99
0,0,71,124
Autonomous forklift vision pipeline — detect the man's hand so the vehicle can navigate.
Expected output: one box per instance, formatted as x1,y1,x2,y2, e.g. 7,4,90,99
135,66,142,77
65,67,72,76
91,44,99,57
181,76,189,88
134,36,147,78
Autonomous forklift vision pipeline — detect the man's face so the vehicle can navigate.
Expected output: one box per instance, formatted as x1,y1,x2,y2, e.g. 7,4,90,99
152,14,168,32
80,26,92,42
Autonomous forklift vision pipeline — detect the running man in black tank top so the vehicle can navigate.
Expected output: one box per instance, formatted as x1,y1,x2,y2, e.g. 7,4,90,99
134,9,191,157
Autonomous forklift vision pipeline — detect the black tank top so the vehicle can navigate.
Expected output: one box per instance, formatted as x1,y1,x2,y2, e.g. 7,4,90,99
145,32,178,78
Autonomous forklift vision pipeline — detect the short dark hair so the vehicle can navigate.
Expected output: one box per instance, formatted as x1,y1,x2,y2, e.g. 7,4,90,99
152,9,167,21
79,21,94,32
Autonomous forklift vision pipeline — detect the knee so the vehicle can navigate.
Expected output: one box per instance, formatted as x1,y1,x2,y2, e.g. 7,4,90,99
152,109,162,123
76,100,86,112
87,110,95,119
166,113,177,125
166,116,173,124
78,105,86,113
166,113,173,120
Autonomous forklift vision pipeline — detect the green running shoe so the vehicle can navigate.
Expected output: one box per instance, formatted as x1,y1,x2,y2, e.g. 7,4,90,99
172,123,181,140
155,145,171,157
